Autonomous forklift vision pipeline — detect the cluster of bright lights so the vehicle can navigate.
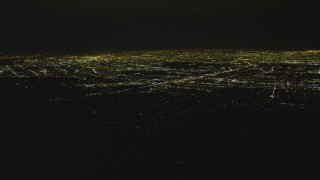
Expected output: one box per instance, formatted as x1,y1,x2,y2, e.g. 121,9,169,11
0,49,320,110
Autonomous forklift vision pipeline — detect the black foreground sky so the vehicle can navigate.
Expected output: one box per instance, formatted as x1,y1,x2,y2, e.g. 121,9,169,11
1,0,319,52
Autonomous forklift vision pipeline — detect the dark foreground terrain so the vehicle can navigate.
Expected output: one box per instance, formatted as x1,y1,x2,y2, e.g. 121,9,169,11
1,50,320,179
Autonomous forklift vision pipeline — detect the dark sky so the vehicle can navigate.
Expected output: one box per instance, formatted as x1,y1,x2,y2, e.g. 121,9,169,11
1,0,319,51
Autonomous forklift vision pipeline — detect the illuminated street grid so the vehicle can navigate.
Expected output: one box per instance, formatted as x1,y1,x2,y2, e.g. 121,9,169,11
1,49,320,111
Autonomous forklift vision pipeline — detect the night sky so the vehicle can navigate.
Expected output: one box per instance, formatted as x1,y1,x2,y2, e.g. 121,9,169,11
1,0,319,51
